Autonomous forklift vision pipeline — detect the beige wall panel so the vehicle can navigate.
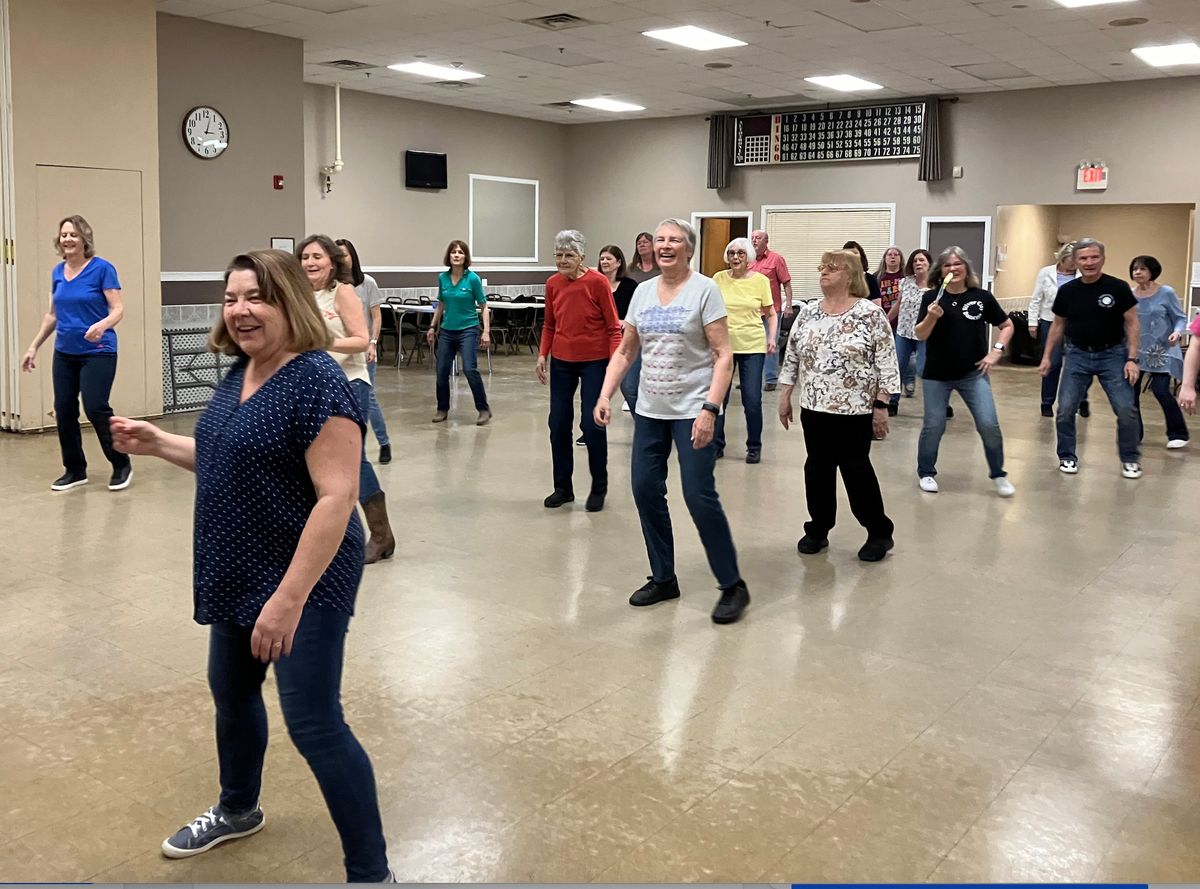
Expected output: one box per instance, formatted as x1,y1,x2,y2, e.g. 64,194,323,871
993,204,1061,299
1057,203,1193,297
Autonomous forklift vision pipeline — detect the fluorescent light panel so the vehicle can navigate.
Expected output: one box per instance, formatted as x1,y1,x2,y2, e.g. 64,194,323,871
1053,0,1135,7
388,62,484,80
1132,41,1200,66
805,74,884,92
642,25,747,51
570,97,646,112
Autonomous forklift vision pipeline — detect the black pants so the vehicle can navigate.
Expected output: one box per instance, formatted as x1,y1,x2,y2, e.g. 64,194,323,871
1135,371,1189,443
548,357,608,494
52,351,129,474
800,408,893,540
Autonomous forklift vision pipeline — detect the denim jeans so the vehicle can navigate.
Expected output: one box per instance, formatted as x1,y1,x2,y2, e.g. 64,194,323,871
762,317,779,385
715,352,765,452
365,361,390,447
630,413,740,588
1057,344,1140,463
1037,319,1067,407
52,350,129,474
620,351,642,414
800,408,893,540
892,334,919,404
208,611,388,882
349,380,381,504
918,370,1007,478
435,326,489,412
549,357,608,493
1135,371,1189,444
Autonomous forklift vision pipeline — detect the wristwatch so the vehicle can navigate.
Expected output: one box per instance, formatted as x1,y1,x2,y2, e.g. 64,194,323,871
993,342,1005,351
369,339,378,345
701,401,720,416
873,399,889,411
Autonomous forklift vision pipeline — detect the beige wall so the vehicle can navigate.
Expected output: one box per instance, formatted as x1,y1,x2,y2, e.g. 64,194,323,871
304,85,568,267
9,0,162,429
993,205,1061,299
1057,204,1193,297
158,14,305,272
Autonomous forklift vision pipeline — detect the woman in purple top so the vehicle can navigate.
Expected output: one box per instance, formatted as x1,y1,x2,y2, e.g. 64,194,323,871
21,215,131,492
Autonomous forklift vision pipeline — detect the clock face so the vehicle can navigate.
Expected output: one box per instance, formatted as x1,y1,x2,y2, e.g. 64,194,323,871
183,106,229,159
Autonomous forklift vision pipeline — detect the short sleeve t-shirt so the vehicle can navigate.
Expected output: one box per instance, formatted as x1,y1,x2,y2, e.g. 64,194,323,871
1053,274,1137,350
713,270,773,353
437,269,486,330
52,257,121,355
748,249,792,313
917,286,1009,381
878,272,903,329
627,273,727,420
193,351,366,628
355,274,384,335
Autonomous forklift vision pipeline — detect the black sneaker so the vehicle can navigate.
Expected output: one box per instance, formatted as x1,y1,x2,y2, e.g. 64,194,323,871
108,463,133,491
629,576,680,607
715,448,725,460
1079,400,1090,418
858,536,895,562
543,489,574,508
575,435,586,447
711,580,750,624
379,444,392,464
946,405,954,419
745,449,761,464
797,535,829,555
763,383,777,391
51,471,88,492
585,488,606,512
887,402,898,417
1040,404,1053,418
161,804,265,859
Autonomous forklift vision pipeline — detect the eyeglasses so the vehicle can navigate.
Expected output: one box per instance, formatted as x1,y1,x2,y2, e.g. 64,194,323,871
816,263,846,272
728,250,747,257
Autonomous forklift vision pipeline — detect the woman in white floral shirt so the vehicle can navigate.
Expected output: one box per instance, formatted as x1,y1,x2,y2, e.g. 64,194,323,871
777,249,901,562
892,248,931,412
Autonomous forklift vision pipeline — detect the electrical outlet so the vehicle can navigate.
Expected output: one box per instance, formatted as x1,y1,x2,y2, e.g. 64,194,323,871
952,165,964,178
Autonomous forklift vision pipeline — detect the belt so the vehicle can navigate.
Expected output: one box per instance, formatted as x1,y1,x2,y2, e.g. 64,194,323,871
1068,341,1122,353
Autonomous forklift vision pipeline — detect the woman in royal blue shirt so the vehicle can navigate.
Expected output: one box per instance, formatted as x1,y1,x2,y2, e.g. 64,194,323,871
21,215,131,492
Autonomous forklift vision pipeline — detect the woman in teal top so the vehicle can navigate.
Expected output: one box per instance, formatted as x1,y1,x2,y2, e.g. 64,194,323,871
427,239,492,425
1130,254,1188,448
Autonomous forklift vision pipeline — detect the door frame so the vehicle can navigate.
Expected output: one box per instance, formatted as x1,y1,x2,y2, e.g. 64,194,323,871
690,210,754,271
920,215,993,287
0,0,17,430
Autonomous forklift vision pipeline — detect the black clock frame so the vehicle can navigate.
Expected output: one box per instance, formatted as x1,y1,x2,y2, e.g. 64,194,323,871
182,106,230,161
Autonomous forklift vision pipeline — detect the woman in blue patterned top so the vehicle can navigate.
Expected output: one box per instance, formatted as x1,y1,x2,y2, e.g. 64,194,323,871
110,250,389,881
1130,254,1189,448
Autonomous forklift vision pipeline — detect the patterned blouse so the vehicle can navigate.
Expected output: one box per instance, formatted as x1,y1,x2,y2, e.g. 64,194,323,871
896,275,924,339
779,298,901,416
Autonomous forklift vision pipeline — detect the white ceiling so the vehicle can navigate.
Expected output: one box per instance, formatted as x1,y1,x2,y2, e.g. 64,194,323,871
156,0,1200,123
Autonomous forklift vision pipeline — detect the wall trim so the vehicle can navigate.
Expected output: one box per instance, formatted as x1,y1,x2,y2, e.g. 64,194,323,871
162,264,558,282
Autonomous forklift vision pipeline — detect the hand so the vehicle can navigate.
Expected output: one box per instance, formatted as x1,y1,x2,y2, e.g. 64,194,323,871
535,356,548,385
84,322,106,342
778,398,793,430
783,305,793,319
975,352,1000,375
1180,385,1197,415
1028,326,1039,339
872,407,889,439
1168,331,1181,345
594,395,611,427
691,410,715,449
925,303,944,319
250,593,304,663
767,340,778,355
1038,358,1051,378
109,416,161,456
21,347,37,372
425,328,436,346
481,332,491,348
366,343,377,363
1124,359,1139,385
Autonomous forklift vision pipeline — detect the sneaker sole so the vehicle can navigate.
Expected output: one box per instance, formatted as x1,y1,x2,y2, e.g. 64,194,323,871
629,592,680,607
108,471,133,491
51,478,89,491
1059,465,1078,475
161,818,265,859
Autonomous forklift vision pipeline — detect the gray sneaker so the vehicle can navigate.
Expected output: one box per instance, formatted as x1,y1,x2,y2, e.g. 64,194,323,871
161,804,265,859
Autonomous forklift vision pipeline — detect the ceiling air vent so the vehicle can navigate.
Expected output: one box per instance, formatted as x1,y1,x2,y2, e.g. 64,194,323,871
319,59,375,70
522,13,591,31
432,81,478,89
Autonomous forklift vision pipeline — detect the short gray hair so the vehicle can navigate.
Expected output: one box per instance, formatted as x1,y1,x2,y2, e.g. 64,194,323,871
725,237,754,261
1072,237,1105,257
554,229,586,256
656,217,696,256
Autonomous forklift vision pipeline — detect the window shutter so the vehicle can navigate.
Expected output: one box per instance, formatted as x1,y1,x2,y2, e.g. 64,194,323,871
765,207,894,301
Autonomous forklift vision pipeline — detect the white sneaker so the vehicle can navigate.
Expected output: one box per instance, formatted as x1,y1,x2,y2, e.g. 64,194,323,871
919,476,938,493
1167,439,1187,449
622,402,631,412
994,477,1015,497
1058,459,1079,474
1121,462,1143,479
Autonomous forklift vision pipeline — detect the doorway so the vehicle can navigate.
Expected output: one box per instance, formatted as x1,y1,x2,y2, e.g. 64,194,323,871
921,216,992,286
691,211,752,277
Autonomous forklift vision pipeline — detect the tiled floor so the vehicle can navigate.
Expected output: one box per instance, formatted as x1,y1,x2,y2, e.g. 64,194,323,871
1,355,1198,882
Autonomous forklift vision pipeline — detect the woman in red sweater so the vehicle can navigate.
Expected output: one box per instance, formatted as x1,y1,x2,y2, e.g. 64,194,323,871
537,230,623,512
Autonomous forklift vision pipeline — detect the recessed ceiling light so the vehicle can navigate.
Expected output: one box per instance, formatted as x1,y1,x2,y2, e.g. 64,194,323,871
1053,0,1135,7
570,97,646,112
642,25,747,51
387,62,484,80
1132,41,1200,66
805,74,884,91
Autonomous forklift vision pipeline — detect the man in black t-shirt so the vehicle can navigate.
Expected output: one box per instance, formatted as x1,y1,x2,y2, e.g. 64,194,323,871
1039,238,1142,478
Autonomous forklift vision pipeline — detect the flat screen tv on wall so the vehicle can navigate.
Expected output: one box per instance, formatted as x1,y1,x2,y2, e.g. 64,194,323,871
405,150,447,189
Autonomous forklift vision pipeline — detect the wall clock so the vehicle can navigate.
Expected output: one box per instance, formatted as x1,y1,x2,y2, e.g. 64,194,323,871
183,106,229,159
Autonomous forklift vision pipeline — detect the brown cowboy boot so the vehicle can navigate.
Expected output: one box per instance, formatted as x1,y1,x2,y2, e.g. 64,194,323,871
362,490,396,564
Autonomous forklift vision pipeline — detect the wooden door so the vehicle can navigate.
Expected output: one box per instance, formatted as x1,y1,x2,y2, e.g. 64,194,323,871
700,218,731,277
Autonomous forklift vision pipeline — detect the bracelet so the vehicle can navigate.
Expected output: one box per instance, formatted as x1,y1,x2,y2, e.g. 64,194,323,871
873,399,889,410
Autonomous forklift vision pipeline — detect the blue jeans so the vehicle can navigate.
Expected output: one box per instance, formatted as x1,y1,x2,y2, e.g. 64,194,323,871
1136,372,1189,443
892,334,919,404
715,352,765,452
435,326,489,412
1038,319,1066,407
918,370,1007,478
763,317,779,385
52,350,129,473
365,361,390,447
349,380,381,504
549,357,608,493
208,611,388,882
1057,344,1140,462
620,351,642,414
630,413,740,588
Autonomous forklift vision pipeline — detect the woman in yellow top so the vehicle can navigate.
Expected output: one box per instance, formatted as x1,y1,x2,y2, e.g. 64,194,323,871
713,237,777,463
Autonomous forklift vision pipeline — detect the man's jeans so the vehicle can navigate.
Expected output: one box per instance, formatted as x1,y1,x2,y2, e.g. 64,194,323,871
1056,344,1140,463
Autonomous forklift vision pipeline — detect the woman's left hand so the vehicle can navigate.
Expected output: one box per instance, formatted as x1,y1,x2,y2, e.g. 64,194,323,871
872,407,889,439
84,322,106,342
251,593,305,663
481,332,491,348
692,410,715,449
767,340,778,355
975,351,1000,375
1168,331,1182,345
366,343,377,364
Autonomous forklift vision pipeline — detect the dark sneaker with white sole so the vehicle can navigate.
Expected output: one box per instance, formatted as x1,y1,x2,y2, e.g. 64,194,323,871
51,471,88,492
108,464,133,491
161,804,265,859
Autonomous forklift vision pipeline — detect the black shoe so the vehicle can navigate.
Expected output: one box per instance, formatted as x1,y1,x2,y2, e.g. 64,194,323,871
543,489,574,508
51,470,88,492
797,535,829,554
711,580,750,624
575,435,586,447
763,383,777,391
629,576,681,607
887,402,898,417
1040,404,1053,418
161,804,265,859
858,536,895,562
108,463,133,491
585,488,606,512
715,448,724,460
946,405,954,419
379,444,392,464
1079,400,1090,418
745,449,761,464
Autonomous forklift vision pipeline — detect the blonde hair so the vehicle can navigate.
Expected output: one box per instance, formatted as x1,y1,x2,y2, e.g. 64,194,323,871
54,215,96,258
1054,242,1075,264
210,250,333,357
820,249,869,299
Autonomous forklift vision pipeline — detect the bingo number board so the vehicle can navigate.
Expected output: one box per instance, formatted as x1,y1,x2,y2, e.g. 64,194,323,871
734,102,925,166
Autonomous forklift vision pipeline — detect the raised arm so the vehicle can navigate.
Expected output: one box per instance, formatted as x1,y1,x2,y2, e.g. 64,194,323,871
110,417,197,471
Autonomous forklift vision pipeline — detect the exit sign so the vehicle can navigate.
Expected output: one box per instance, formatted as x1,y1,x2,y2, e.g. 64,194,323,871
1077,162,1109,191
